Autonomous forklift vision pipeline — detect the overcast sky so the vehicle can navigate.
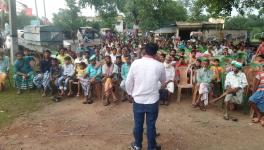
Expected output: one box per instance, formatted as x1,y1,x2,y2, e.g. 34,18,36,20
17,0,97,21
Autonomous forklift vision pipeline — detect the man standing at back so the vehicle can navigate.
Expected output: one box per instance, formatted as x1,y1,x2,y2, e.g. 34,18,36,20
126,43,166,150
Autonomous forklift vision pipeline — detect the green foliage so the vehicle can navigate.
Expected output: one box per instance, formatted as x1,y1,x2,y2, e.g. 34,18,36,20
16,12,38,29
53,0,87,31
79,0,187,31
0,66,50,127
196,0,264,17
225,15,264,35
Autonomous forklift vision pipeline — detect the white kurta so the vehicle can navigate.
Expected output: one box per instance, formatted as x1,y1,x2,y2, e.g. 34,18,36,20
164,63,175,93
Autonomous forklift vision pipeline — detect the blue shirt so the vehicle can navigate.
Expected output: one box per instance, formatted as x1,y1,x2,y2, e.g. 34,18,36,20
14,56,34,74
121,63,131,80
86,64,102,80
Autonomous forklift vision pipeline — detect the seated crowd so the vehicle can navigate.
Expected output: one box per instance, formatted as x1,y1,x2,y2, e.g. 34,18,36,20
0,37,264,126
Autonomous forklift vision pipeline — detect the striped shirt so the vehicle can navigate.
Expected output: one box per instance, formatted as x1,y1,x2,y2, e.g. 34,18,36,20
256,72,264,86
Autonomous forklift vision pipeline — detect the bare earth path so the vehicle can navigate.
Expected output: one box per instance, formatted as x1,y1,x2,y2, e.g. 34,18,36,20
0,96,263,150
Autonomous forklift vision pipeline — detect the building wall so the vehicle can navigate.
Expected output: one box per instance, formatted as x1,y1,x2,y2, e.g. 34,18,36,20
115,19,123,33
203,29,248,42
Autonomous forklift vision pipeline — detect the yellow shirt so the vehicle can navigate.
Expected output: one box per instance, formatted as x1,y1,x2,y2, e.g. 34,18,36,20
210,66,223,82
56,54,72,64
76,67,86,78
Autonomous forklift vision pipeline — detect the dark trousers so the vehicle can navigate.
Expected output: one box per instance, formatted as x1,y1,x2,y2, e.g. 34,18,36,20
133,102,159,150
159,89,169,103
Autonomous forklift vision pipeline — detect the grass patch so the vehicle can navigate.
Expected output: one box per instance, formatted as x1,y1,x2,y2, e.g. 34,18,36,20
0,88,51,128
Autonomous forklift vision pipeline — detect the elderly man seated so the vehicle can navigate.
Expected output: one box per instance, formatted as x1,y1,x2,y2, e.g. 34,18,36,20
193,59,214,111
223,61,248,121
159,55,175,105
102,55,118,106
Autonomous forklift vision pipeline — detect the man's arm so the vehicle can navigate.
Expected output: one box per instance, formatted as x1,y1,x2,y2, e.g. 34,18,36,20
121,65,125,80
125,65,134,96
224,73,231,89
68,65,75,77
160,65,167,86
240,73,248,89
196,69,202,84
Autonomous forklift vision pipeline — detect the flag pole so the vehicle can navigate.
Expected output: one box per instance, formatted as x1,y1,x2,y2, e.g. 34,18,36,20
8,0,18,64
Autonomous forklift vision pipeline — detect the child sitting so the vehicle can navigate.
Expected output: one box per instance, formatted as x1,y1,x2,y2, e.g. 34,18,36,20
210,59,223,97
68,62,87,97
57,56,75,96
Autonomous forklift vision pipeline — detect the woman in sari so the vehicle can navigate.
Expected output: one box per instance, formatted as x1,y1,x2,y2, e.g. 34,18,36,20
13,52,35,94
0,51,9,91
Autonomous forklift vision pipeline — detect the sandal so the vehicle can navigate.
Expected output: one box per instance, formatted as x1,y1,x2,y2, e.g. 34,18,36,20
260,118,264,127
252,117,260,123
67,92,72,96
223,114,229,120
199,102,206,111
192,103,198,108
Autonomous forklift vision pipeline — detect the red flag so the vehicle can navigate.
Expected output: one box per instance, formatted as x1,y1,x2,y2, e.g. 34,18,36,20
25,8,32,16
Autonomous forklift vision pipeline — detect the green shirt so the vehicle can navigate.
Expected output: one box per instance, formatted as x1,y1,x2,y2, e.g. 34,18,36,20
14,56,34,74
121,63,131,80
196,68,213,84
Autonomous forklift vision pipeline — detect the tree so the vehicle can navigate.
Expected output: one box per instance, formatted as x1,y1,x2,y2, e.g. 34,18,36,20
53,0,87,41
16,12,38,29
79,0,188,31
0,0,8,29
134,0,187,31
224,15,264,35
196,0,264,17
53,0,87,43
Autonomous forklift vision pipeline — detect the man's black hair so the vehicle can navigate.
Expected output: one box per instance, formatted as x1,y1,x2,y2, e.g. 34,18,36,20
204,59,210,63
79,62,87,68
124,54,131,59
197,59,202,63
15,51,23,56
44,49,51,54
105,55,111,59
160,53,166,58
145,43,158,56
214,59,220,63
64,56,72,61
170,49,176,53
116,55,121,59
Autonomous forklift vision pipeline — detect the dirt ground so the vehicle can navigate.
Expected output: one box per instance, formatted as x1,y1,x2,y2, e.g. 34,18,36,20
0,95,263,150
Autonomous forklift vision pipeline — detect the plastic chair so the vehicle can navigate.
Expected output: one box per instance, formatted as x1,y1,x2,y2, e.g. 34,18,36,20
176,67,193,103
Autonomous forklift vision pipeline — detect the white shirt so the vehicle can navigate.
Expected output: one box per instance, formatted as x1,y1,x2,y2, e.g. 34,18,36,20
62,64,75,77
125,57,166,104
163,62,175,93
225,71,248,89
110,54,117,63
102,63,118,75
74,57,88,65
164,63,175,81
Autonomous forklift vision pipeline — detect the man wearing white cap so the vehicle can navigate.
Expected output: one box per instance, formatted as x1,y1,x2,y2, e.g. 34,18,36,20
224,61,248,120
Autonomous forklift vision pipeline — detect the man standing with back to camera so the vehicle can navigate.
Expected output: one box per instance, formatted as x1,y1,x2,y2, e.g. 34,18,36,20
126,43,166,150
